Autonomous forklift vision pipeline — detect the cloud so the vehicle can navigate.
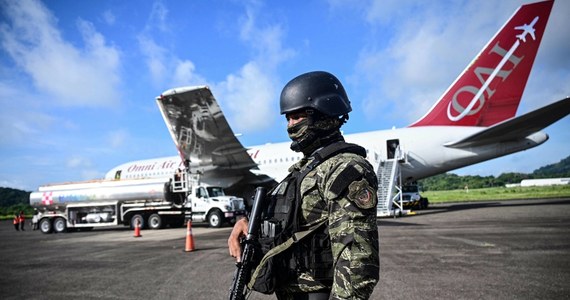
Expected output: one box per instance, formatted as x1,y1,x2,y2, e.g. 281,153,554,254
213,1,295,132
102,10,116,26
238,2,295,70
171,59,208,88
138,35,168,84
67,156,91,168
137,1,207,88
137,0,295,133
107,129,129,148
214,62,275,132
148,1,169,33
66,156,104,181
0,81,57,145
0,0,122,107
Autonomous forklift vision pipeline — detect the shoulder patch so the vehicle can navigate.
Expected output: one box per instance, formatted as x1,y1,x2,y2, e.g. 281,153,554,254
347,179,377,209
329,164,361,196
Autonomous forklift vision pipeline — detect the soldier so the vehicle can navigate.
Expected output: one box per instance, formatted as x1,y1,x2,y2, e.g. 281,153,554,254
228,71,380,299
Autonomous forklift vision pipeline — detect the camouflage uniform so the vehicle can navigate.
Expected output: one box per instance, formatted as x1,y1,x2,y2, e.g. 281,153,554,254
276,150,380,299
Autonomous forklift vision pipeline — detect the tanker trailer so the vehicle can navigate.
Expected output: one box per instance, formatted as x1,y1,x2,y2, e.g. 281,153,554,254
29,178,186,234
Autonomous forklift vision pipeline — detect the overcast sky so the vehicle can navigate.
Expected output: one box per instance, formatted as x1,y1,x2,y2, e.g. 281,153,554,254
1,0,569,191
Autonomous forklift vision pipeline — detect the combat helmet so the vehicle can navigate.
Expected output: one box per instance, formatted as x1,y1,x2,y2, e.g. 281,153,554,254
280,71,351,154
280,71,351,117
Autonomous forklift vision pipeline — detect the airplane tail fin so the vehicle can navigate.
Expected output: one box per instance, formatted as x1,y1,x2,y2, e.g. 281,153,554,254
410,0,554,127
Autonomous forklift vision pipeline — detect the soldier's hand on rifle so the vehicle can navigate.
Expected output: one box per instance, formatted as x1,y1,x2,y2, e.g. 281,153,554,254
228,218,248,262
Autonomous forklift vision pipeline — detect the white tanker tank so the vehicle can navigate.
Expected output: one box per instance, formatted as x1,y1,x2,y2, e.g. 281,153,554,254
30,178,187,234
30,178,173,207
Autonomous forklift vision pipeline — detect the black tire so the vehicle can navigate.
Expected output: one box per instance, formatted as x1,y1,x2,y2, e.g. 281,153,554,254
148,213,163,230
39,218,53,234
130,214,145,229
207,210,224,228
53,217,67,233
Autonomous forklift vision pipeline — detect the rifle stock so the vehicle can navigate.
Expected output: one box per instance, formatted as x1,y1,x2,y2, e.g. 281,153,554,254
228,186,266,300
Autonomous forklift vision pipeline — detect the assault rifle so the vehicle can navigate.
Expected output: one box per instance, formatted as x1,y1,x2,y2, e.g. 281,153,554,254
228,186,266,300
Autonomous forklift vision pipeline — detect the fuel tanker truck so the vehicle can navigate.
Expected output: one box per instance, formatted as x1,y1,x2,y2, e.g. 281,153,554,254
29,174,246,234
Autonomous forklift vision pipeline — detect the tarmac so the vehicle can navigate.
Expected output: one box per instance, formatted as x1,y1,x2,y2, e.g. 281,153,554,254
0,198,569,300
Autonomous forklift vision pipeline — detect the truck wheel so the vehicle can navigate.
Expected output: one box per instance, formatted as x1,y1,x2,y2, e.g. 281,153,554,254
39,218,53,234
148,214,163,229
130,214,145,229
208,210,224,228
53,217,67,233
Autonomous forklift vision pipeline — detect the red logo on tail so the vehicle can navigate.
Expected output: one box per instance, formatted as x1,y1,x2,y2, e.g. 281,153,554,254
410,0,553,127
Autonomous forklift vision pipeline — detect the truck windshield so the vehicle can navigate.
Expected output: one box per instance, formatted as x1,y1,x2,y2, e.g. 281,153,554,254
207,187,225,197
402,185,418,193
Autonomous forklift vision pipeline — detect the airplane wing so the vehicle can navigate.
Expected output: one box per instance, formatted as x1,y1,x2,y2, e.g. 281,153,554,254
156,86,275,192
445,97,570,148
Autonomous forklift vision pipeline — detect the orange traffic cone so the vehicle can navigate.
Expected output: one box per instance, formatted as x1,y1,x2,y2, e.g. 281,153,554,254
134,219,142,238
184,220,195,252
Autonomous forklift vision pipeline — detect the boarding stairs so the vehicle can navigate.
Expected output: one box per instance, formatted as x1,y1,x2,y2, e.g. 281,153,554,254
376,146,409,217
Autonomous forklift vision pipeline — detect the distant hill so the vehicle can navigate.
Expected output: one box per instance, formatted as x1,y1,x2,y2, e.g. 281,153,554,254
0,187,32,216
420,154,570,191
533,156,570,178
0,187,31,207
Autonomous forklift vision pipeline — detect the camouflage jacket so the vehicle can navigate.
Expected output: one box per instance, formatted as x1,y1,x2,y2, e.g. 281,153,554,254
278,150,380,299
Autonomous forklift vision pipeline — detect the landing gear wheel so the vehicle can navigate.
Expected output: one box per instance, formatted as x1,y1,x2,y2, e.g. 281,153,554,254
148,213,163,229
53,217,67,233
208,210,224,228
39,218,53,234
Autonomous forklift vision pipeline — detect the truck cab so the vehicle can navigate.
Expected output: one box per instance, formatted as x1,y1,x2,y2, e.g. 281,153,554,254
401,183,429,210
185,184,246,228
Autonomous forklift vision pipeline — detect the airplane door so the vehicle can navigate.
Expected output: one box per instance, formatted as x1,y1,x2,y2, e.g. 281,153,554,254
387,139,400,159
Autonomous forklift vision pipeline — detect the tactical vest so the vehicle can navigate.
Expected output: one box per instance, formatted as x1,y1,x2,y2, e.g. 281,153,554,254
249,141,367,294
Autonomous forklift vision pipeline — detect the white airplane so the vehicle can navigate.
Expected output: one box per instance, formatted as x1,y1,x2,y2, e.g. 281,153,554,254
515,16,539,42
105,0,569,197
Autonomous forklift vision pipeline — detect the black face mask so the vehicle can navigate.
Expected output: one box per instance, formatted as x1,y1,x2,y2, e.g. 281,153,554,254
287,118,317,153
287,117,344,155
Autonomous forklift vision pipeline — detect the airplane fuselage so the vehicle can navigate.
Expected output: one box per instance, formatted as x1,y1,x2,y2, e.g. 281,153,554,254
105,126,548,187
247,126,548,183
